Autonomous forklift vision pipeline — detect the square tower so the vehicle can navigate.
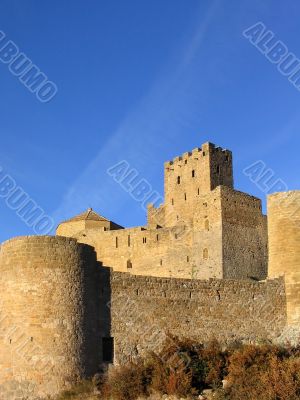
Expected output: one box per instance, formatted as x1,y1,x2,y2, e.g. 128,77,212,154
163,142,233,226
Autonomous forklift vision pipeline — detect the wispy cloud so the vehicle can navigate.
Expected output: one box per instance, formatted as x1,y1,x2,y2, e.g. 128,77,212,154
51,0,221,227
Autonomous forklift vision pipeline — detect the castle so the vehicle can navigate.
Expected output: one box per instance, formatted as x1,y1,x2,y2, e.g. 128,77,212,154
57,142,268,281
0,142,299,400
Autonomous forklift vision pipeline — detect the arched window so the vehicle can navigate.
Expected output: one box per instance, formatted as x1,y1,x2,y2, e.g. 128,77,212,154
203,248,209,260
205,219,209,231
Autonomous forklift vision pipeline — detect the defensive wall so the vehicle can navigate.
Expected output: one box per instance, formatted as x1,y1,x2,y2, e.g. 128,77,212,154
268,191,300,325
0,139,298,400
0,236,101,400
57,185,267,281
57,142,268,281
100,269,287,365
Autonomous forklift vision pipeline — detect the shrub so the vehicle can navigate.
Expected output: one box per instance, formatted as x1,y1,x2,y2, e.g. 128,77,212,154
96,338,300,400
55,380,95,399
98,336,226,399
146,351,194,397
224,344,300,400
99,360,150,400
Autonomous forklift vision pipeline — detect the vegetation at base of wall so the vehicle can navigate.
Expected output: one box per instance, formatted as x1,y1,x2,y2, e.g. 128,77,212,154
54,380,97,400
56,336,300,400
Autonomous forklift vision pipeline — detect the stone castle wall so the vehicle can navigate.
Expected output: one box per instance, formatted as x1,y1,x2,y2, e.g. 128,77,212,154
56,142,268,281
58,225,197,278
0,137,298,400
163,143,233,228
220,186,268,280
0,236,101,400
57,185,267,281
268,191,300,325
99,269,287,364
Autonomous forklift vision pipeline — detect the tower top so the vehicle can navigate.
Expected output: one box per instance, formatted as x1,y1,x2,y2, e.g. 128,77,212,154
164,142,231,168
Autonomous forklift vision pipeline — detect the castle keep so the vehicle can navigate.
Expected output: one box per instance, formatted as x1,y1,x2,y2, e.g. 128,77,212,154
57,142,268,280
0,141,299,400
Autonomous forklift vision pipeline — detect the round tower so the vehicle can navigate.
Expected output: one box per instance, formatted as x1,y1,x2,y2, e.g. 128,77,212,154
0,236,101,399
268,191,300,325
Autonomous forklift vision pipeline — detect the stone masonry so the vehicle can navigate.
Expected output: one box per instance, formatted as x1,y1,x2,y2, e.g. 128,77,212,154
57,142,268,280
0,141,299,399
0,236,101,399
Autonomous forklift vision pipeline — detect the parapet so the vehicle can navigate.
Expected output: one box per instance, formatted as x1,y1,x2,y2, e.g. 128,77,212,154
164,142,232,168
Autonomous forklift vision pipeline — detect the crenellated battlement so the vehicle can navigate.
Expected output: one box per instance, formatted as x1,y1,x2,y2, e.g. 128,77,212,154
0,140,299,399
164,143,232,168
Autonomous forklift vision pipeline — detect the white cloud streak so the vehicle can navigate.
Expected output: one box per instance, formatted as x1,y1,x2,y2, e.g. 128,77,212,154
51,0,221,228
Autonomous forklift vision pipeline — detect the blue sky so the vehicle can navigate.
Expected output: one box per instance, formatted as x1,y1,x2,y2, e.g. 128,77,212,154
0,0,299,242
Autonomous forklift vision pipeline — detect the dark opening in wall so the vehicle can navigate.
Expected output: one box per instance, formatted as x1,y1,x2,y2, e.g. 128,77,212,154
205,219,210,231
115,237,118,248
102,337,114,363
187,256,189,262
177,176,181,184
128,235,130,247
217,165,220,174
184,193,187,201
192,170,195,177
171,198,174,205
156,234,159,241
160,259,162,266
197,188,200,195
127,259,132,269
143,237,147,244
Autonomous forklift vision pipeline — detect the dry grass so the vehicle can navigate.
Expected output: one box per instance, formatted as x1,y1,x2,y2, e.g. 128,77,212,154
54,380,97,400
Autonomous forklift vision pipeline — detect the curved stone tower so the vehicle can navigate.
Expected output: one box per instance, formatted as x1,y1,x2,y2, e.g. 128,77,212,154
268,191,300,325
0,236,101,400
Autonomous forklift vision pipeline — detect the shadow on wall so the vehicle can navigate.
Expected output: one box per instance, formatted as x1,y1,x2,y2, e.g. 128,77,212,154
98,264,113,366
81,255,111,375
